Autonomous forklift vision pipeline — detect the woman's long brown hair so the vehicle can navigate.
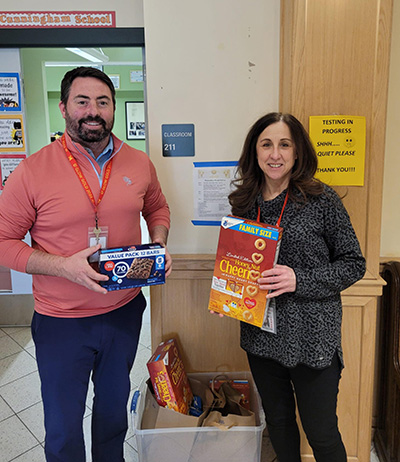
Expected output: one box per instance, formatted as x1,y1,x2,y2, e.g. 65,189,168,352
229,112,324,217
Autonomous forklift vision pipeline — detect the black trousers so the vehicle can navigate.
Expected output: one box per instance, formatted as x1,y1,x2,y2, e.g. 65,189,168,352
247,352,346,462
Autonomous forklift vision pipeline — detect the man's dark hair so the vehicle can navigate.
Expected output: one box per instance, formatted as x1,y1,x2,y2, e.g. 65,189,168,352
60,66,116,107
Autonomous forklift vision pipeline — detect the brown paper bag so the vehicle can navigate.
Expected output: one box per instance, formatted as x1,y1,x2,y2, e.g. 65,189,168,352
202,410,256,430
202,375,256,429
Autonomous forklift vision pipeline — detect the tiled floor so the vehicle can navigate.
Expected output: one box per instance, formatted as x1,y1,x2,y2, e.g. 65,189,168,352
0,301,379,462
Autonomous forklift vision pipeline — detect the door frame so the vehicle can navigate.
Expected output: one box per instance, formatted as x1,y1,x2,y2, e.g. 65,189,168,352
0,27,144,47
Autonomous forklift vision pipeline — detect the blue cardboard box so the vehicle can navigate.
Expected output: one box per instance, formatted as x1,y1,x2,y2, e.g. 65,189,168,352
99,244,165,291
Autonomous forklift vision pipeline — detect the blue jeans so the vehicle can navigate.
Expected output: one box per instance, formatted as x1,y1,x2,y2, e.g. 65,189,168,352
247,352,346,462
32,292,146,462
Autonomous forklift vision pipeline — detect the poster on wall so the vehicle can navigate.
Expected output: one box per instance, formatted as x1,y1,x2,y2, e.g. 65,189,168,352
309,115,366,186
109,74,120,89
125,102,145,140
130,70,143,82
0,73,21,111
192,161,238,226
0,115,26,151
0,154,26,192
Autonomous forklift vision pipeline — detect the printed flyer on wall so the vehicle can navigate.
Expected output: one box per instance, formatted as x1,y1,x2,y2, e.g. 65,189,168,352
0,154,26,192
0,115,25,152
192,161,238,226
0,73,21,111
309,115,366,186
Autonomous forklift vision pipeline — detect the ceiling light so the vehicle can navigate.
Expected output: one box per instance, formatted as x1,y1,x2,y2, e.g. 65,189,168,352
65,48,109,63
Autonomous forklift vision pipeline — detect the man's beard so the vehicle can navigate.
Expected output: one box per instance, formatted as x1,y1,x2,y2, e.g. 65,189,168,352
65,112,113,144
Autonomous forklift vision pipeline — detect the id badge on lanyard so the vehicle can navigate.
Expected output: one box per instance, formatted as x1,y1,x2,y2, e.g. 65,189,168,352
61,135,111,261
257,191,288,334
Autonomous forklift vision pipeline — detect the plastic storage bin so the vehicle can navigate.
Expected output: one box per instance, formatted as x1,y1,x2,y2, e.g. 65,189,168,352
130,371,266,462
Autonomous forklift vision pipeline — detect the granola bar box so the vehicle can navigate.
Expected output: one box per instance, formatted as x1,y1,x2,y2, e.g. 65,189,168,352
147,338,193,415
208,215,283,328
99,243,165,291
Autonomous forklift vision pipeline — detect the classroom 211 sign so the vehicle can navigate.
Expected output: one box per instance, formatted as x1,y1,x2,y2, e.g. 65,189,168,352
309,115,366,186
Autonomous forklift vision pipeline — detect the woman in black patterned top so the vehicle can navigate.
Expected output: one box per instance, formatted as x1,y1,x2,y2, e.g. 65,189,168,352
228,113,365,462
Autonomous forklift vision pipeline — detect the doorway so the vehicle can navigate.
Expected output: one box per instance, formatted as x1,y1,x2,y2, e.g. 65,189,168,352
0,27,146,154
0,28,150,324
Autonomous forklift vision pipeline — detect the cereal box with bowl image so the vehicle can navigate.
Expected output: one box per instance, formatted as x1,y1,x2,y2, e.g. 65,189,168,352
147,338,193,415
99,243,165,291
208,215,282,329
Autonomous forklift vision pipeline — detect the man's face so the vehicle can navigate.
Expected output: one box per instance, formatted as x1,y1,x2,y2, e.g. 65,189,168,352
59,77,115,145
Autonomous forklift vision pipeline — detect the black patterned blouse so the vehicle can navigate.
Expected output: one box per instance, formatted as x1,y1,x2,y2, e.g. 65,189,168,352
240,184,366,369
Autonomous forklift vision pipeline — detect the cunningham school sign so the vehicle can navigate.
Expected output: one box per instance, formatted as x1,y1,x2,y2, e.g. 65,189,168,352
0,11,116,28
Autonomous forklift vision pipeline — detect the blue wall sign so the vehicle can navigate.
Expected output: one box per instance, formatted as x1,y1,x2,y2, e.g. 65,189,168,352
162,124,195,157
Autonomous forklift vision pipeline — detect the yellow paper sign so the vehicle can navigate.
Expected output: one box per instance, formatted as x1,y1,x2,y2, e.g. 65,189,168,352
0,114,25,152
309,115,366,186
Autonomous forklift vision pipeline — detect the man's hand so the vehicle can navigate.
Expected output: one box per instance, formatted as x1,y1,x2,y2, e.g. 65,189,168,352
59,245,109,293
26,244,109,294
163,247,172,277
149,225,172,277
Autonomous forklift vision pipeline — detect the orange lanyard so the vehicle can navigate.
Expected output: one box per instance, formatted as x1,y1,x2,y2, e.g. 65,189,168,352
257,190,289,227
61,134,112,228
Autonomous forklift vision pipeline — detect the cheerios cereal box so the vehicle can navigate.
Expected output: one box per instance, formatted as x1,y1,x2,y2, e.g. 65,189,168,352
147,338,193,415
208,215,283,329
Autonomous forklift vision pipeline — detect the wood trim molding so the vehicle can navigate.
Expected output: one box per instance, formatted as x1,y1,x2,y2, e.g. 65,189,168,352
170,253,385,295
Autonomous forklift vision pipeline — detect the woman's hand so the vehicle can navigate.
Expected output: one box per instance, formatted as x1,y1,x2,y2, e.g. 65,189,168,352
258,264,296,298
209,310,224,318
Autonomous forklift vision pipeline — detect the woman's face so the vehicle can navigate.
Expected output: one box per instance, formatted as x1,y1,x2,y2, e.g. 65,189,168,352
256,121,296,189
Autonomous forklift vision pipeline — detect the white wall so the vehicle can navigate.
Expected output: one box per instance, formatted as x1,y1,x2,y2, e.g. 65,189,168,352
0,49,21,72
143,1,280,254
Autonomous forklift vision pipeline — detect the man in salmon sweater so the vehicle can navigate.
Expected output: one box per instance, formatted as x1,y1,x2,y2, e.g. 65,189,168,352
0,67,171,462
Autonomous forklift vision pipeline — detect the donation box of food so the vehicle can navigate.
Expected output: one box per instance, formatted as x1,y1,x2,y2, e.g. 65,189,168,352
130,371,266,462
208,215,282,328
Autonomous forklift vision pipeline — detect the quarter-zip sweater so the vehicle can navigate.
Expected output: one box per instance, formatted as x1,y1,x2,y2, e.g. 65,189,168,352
0,133,170,318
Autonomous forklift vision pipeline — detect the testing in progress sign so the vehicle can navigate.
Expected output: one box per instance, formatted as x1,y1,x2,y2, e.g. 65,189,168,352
309,115,366,186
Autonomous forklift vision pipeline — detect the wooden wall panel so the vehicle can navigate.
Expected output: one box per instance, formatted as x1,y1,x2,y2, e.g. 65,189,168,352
150,255,249,372
299,297,378,461
0,295,34,326
280,0,392,460
280,0,393,279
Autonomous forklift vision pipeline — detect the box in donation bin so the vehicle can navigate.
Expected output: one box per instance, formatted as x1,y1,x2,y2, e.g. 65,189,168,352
208,215,283,328
147,338,193,415
98,243,165,291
